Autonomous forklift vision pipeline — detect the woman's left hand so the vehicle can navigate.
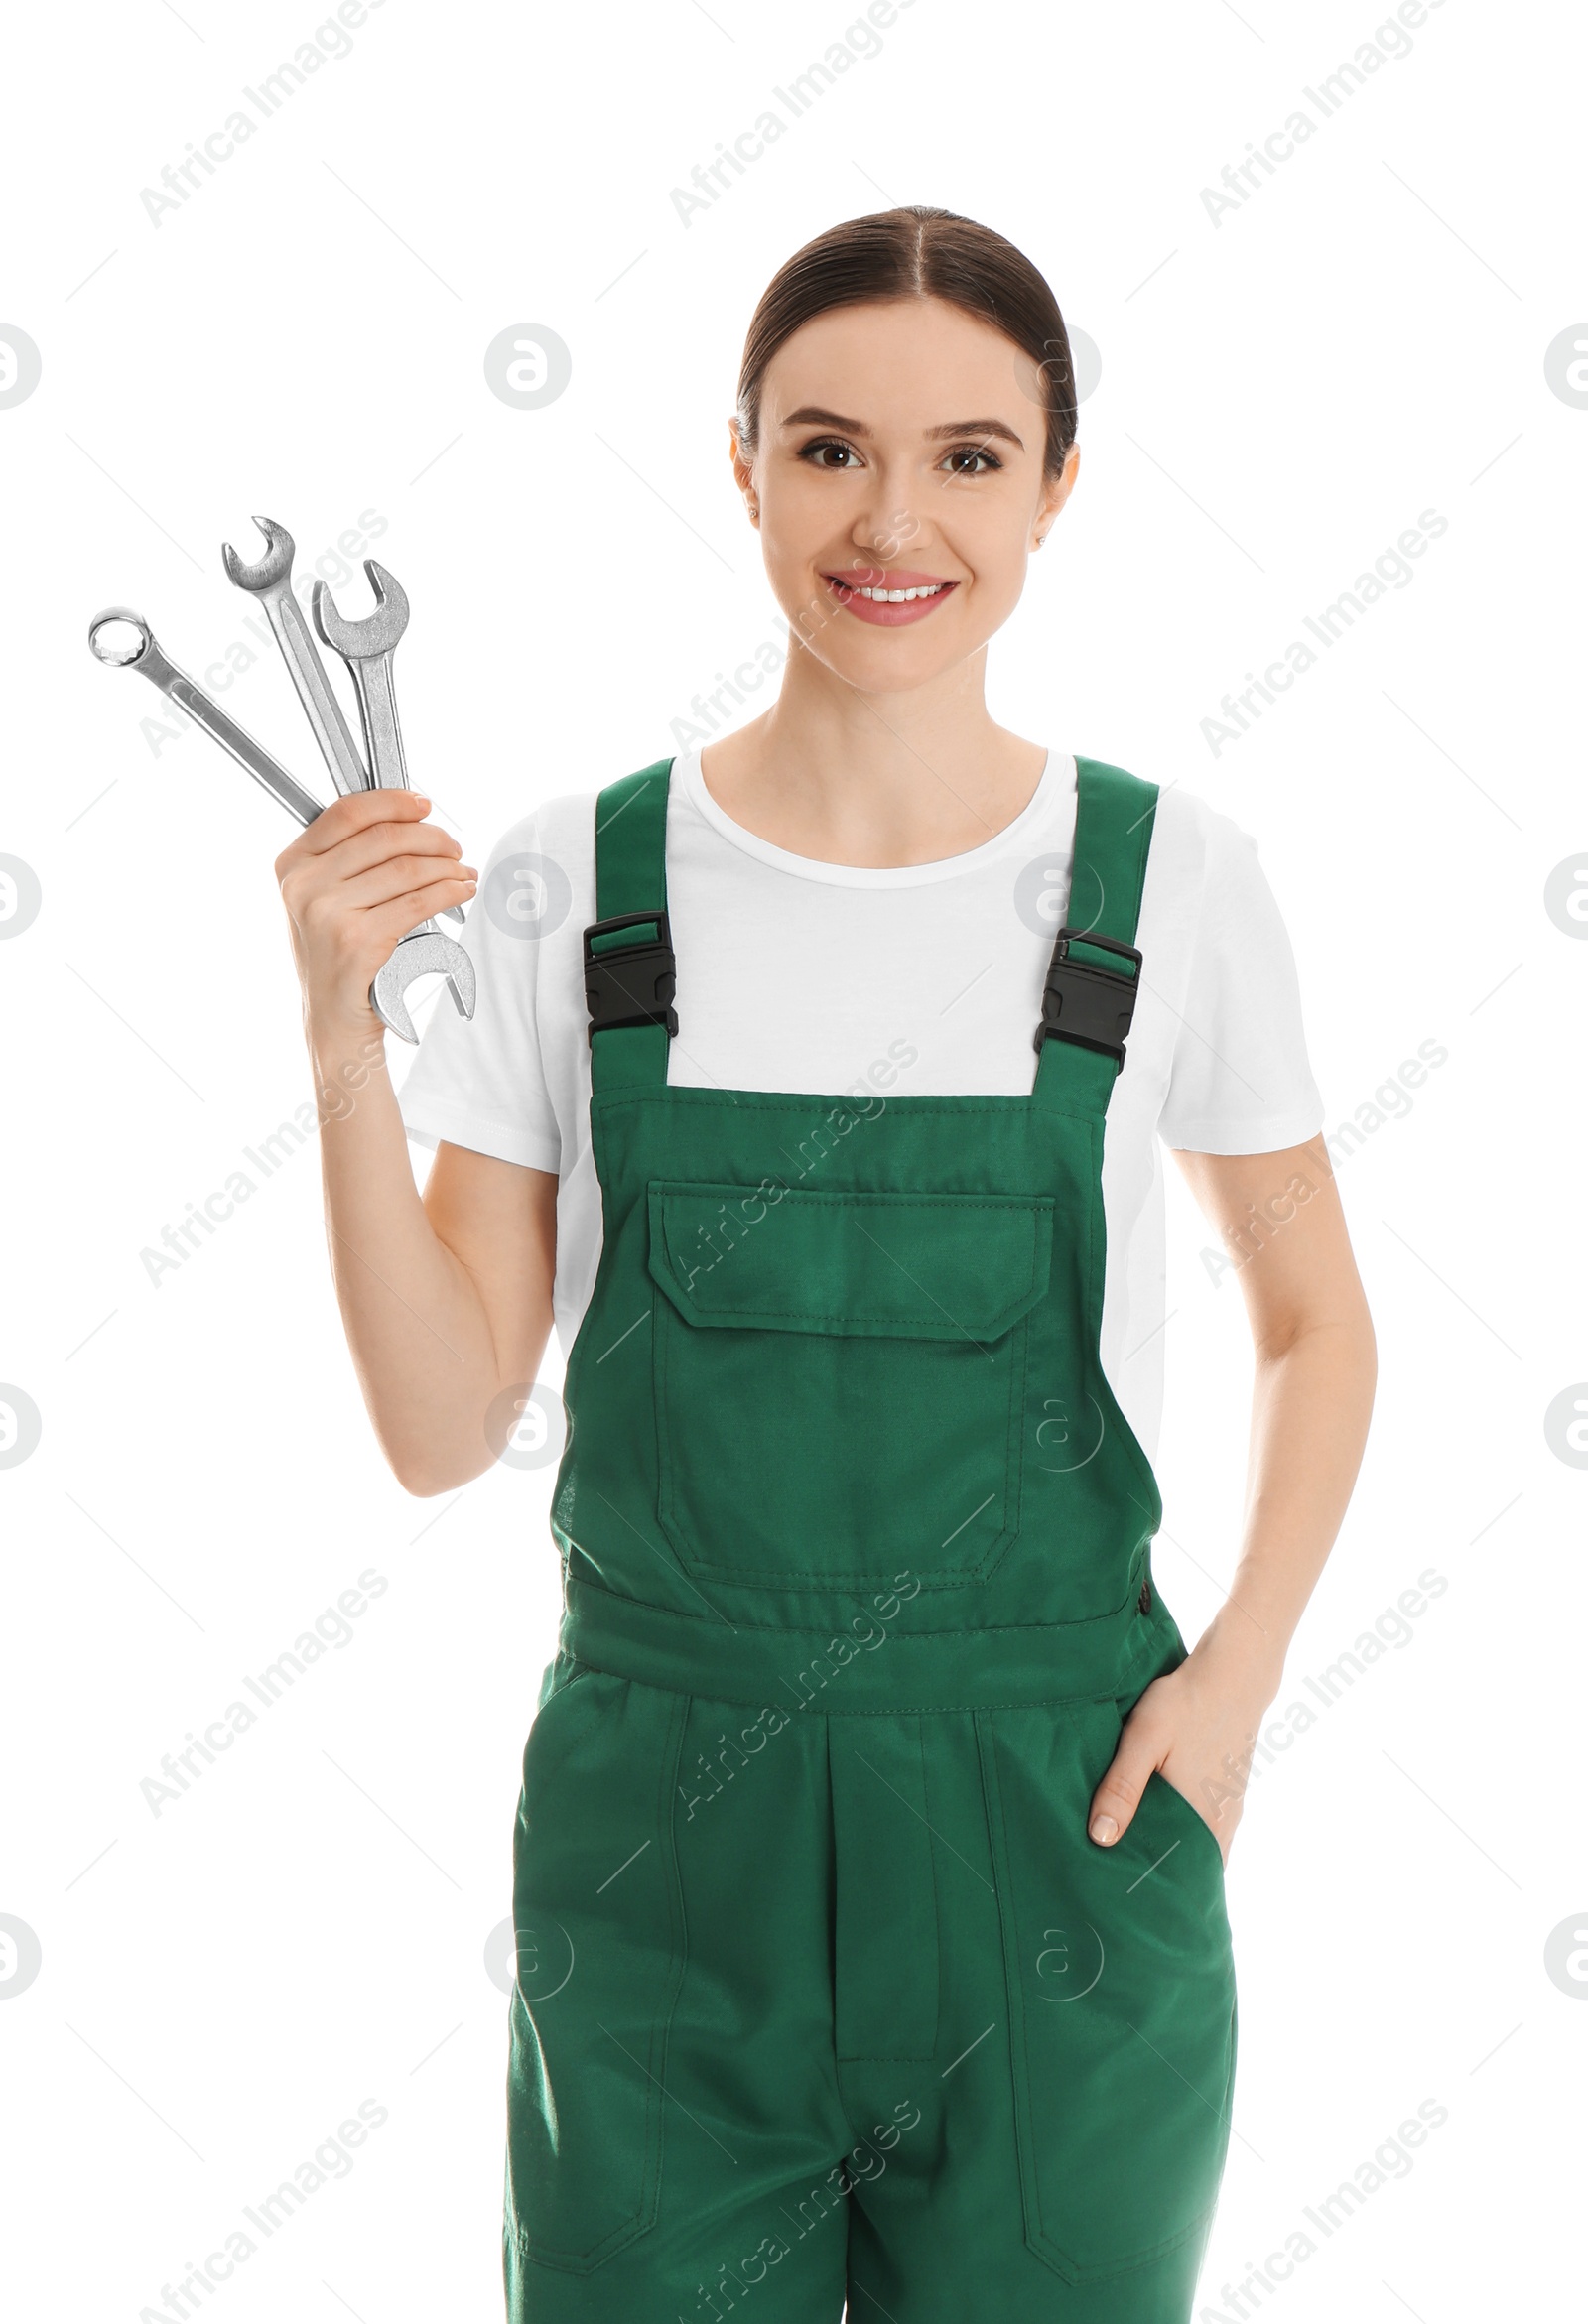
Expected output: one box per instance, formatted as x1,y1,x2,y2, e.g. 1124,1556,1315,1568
1086,1632,1280,1866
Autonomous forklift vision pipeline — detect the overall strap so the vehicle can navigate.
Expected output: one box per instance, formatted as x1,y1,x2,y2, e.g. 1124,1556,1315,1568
1032,755,1158,1115
585,756,676,1096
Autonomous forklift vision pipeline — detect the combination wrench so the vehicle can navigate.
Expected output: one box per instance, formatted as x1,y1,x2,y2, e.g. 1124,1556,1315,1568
311,559,475,1044
219,515,462,930
86,607,473,1044
87,607,324,823
220,516,369,799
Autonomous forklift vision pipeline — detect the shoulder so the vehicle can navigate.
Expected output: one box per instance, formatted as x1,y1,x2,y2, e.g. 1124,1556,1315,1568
1135,781,1222,933
479,789,596,870
1131,775,1323,1146
471,750,680,917
1130,776,1308,1035
1145,779,1258,867
1141,780,1286,927
470,791,598,928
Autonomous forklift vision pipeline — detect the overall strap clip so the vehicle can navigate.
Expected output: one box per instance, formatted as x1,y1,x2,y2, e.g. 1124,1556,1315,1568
1033,925,1142,1072
583,910,678,1043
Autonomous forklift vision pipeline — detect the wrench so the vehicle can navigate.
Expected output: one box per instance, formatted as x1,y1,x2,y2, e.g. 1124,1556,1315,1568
312,559,475,1043
218,515,462,931
87,607,325,824
86,606,465,1046
220,515,370,798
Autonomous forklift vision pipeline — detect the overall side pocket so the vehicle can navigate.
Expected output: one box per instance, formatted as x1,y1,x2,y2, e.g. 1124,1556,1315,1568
977,1702,1237,2285
504,1671,689,2273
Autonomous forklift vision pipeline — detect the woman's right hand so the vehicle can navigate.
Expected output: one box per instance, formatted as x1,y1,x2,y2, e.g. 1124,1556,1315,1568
275,790,478,1038
272,791,553,1495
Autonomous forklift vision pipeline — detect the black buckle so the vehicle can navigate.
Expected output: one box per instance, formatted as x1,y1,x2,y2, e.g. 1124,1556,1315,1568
583,911,678,1041
1033,925,1142,1067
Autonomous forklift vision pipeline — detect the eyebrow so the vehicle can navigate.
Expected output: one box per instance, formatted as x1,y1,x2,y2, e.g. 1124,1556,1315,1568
780,404,1026,452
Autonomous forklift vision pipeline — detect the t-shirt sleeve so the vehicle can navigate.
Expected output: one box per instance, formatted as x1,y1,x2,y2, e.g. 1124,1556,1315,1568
392,809,565,1173
1156,807,1326,1154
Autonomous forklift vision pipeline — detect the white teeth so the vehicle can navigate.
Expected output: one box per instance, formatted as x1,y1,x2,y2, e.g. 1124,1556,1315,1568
840,581,950,602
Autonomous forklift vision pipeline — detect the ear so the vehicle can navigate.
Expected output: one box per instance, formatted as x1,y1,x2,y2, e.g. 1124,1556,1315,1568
728,417,759,525
1032,441,1080,551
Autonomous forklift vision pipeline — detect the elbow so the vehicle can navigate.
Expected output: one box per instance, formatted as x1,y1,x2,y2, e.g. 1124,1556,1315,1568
382,1438,493,1498
1254,1296,1377,1375
392,1464,461,1499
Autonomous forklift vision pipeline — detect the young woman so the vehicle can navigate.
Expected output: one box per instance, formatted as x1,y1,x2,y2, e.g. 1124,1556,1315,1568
277,208,1375,2324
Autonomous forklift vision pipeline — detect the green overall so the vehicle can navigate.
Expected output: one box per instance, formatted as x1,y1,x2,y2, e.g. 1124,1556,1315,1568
504,757,1236,2323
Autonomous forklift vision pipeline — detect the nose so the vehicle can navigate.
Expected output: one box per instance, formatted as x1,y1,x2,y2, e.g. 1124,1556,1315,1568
847,500,925,568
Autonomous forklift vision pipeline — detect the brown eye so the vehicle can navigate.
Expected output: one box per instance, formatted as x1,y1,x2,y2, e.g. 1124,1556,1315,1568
800,438,860,469
942,445,1002,476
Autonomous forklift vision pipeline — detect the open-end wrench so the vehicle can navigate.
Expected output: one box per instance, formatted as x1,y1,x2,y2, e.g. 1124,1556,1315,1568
312,560,475,1043
86,606,462,1046
220,516,370,798
218,515,462,933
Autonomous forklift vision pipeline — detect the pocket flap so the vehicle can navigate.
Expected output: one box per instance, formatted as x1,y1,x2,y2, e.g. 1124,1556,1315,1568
647,1182,1054,1342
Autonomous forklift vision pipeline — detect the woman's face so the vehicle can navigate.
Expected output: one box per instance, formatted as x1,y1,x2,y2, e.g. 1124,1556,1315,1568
734,294,1077,694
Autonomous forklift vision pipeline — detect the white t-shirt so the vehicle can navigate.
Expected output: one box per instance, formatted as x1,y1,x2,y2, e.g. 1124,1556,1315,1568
394,745,1325,1466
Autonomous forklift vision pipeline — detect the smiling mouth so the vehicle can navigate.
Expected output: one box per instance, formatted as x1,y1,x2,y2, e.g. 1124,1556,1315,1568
822,575,956,602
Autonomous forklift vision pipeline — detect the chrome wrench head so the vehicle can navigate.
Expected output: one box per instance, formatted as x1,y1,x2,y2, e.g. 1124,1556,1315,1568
87,606,157,668
312,558,472,1019
220,514,369,798
311,561,411,663
220,514,295,593
372,931,477,1046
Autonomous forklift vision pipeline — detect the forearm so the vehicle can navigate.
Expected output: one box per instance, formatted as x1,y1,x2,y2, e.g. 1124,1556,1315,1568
1197,1309,1379,1703
309,1013,511,1492
1089,1307,1378,1848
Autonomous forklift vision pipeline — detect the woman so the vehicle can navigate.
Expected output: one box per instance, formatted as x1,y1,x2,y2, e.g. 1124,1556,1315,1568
277,207,1375,2324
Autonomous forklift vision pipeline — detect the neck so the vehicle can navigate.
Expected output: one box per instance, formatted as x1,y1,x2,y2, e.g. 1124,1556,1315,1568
698,645,1048,868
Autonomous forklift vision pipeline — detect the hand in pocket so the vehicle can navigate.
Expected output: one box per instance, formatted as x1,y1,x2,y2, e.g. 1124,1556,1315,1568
1086,1640,1278,1866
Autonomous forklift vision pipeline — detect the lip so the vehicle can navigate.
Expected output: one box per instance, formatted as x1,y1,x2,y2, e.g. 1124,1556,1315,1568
822,567,960,627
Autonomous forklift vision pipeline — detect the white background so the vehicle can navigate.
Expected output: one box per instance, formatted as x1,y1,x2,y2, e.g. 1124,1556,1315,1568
2,1,1584,2318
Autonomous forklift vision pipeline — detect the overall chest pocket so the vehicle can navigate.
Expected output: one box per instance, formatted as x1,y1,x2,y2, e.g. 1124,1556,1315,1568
646,1181,1054,1590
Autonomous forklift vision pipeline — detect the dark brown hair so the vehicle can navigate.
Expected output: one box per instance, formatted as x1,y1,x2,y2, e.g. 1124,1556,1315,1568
734,205,1077,480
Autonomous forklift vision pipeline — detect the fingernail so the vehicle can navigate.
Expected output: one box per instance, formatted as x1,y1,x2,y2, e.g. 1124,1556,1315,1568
1090,1815,1118,1845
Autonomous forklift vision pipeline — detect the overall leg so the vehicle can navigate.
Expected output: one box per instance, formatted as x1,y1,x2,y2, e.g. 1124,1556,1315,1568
504,1669,853,2322
833,1704,1236,2324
